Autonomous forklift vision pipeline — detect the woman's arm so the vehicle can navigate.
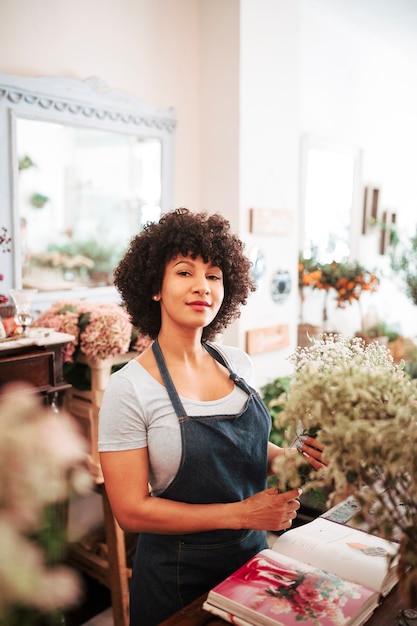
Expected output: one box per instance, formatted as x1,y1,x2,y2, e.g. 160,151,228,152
100,447,301,534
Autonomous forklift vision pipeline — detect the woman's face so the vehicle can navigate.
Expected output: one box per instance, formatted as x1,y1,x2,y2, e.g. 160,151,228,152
157,254,224,334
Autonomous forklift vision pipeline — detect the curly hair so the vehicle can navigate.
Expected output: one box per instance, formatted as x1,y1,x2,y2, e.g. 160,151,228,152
114,208,255,340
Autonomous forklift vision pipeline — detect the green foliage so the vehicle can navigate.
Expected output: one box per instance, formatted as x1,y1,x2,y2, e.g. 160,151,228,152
261,376,327,509
390,225,417,305
30,192,50,209
260,376,291,447
0,504,69,626
360,321,400,341
63,362,92,391
46,239,126,274
18,154,36,171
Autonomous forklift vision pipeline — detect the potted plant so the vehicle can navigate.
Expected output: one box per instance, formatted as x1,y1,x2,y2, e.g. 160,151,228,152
271,333,417,607
299,254,379,329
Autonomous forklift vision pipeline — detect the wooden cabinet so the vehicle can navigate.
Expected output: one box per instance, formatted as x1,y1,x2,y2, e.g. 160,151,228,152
0,330,73,400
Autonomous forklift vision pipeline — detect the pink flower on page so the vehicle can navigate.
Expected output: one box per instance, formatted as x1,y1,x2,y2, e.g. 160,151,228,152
296,578,321,602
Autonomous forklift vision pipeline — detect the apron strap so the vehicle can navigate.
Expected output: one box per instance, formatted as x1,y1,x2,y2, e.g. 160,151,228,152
152,339,187,418
152,338,254,418
203,342,253,394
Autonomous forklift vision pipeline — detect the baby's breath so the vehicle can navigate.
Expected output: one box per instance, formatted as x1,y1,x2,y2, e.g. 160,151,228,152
273,333,417,562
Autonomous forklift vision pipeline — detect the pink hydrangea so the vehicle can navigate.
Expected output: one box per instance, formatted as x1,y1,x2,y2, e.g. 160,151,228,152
33,300,151,362
79,303,132,361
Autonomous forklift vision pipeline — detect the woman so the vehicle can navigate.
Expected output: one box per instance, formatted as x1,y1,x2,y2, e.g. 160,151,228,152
98,208,324,625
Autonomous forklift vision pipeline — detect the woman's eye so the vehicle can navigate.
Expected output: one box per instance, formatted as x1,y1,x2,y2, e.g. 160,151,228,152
208,274,222,281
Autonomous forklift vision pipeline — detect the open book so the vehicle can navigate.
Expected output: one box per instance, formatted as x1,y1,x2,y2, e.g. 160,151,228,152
321,492,405,543
203,517,399,626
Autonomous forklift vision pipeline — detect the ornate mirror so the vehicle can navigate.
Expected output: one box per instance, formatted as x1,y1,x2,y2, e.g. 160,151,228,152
0,73,176,310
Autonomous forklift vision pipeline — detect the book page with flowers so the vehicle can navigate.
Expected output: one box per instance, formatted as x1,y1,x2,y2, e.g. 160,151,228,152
271,518,398,597
203,548,379,626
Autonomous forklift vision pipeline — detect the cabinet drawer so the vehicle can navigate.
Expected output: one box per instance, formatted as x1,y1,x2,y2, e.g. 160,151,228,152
0,351,55,391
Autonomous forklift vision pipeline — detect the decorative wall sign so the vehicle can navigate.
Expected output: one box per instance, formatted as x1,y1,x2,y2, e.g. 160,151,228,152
270,269,292,303
249,246,266,287
246,324,290,355
249,208,293,236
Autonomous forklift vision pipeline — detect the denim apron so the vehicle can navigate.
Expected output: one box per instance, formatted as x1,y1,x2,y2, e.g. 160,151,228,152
129,339,271,625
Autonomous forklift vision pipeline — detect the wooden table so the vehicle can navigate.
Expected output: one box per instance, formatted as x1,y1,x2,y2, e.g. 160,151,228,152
160,585,405,625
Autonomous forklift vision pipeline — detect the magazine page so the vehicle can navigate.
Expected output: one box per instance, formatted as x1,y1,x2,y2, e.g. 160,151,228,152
271,517,398,595
321,493,404,543
202,602,253,626
203,548,378,626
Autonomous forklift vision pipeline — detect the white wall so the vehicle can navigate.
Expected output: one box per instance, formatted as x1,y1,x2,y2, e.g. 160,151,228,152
300,0,417,228
1,0,417,383
298,0,417,339
199,0,240,228
237,0,301,383
0,0,202,210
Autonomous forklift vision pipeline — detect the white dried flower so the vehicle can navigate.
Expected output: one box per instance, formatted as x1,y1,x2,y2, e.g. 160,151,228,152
274,334,417,543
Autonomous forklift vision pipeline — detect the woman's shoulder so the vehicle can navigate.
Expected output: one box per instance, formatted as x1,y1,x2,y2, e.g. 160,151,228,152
207,342,254,384
104,357,158,395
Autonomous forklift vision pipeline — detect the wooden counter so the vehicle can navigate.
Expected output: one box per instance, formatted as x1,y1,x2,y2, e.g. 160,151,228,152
160,585,405,625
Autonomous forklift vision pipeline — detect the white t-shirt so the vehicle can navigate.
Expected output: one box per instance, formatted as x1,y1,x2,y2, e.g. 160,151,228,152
98,343,258,495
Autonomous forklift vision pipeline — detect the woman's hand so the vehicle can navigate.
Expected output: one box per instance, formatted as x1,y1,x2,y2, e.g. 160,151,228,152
297,435,327,470
239,487,302,532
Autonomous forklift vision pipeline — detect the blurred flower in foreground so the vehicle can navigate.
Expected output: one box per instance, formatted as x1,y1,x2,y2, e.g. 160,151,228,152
0,383,93,625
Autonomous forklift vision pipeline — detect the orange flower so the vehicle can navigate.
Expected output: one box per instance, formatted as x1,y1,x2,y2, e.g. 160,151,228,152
298,254,379,308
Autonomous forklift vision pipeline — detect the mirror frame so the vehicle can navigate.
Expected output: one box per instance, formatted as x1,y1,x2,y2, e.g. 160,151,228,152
0,72,176,309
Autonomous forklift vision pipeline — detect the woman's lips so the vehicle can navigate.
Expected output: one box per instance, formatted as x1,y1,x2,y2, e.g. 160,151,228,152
187,301,210,312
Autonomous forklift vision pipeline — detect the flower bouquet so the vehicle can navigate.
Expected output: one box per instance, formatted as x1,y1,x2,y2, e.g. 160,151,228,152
299,258,379,308
271,334,417,606
299,255,379,328
32,300,152,390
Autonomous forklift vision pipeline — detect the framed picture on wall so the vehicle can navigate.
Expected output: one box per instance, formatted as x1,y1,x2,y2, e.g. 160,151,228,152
362,186,380,234
249,208,293,236
380,210,397,254
245,324,290,355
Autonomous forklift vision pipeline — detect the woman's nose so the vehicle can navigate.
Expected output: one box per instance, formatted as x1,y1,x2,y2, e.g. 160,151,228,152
192,275,210,294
